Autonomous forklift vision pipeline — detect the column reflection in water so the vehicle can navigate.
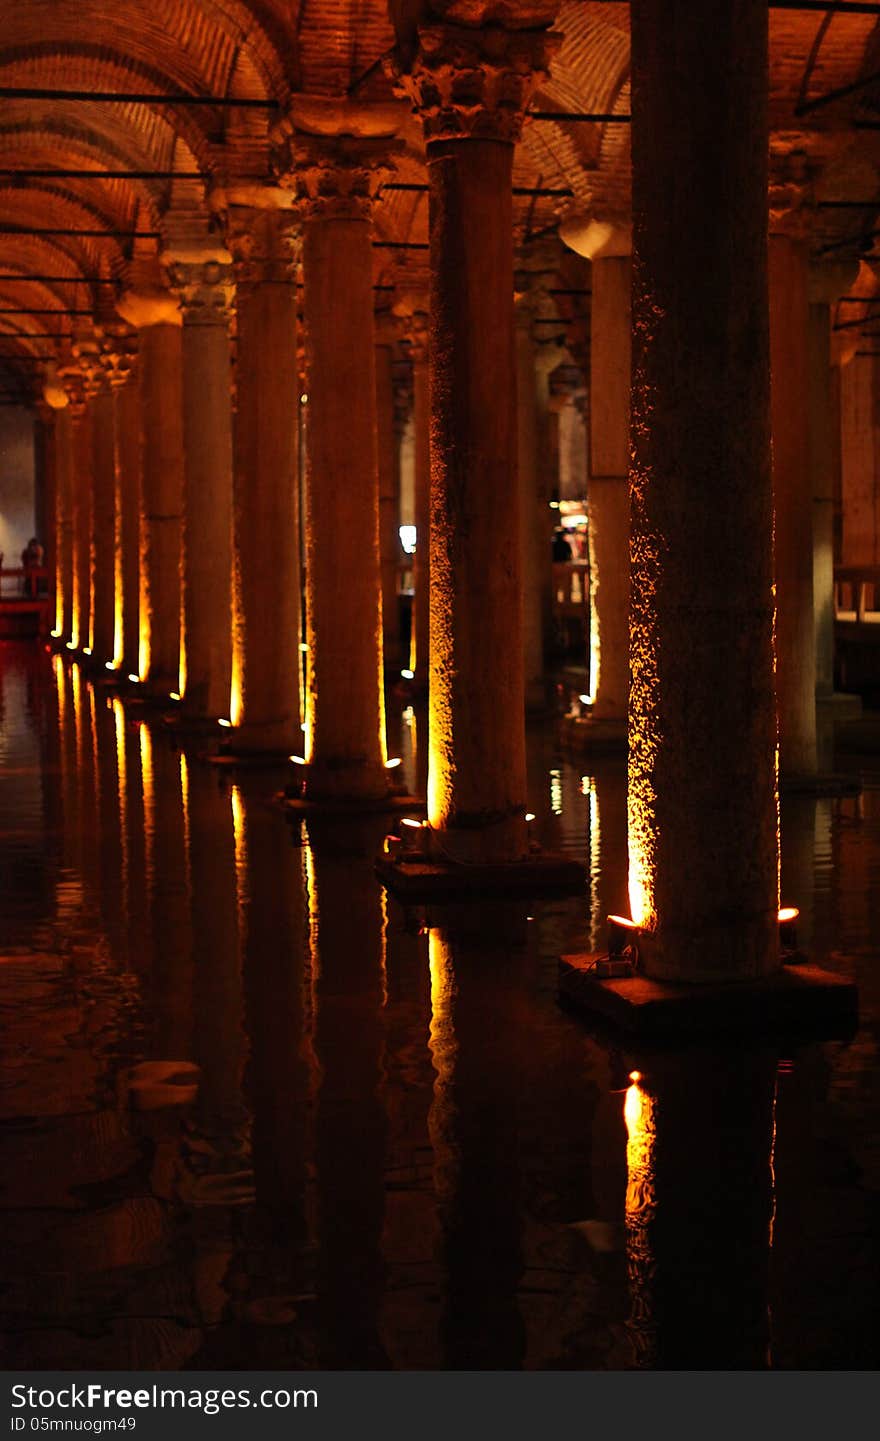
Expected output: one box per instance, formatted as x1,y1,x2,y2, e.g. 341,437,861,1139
584,763,629,949
306,815,389,1368
428,903,530,1369
622,1050,777,1369
236,788,313,1358
55,660,83,920
91,689,127,961
142,726,193,1061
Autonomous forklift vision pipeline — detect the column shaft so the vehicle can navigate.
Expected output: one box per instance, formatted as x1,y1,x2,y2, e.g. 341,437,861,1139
54,408,75,643
840,353,879,564
770,235,816,775
412,354,430,686
116,376,142,675
90,387,117,666
139,323,184,690
303,216,386,799
809,302,835,695
427,137,527,860
515,316,545,709
231,223,301,751
375,341,402,671
72,409,93,652
588,255,631,721
629,0,778,980
181,317,234,717
35,411,57,599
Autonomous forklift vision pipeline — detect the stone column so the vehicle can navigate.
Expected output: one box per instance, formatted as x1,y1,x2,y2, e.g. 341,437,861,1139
283,121,400,801
72,402,94,653
90,384,117,666
167,257,235,719
393,298,431,688
227,206,302,751
809,262,858,697
515,300,545,710
395,10,560,863
375,315,403,672
115,365,142,677
840,351,879,564
769,222,816,777
629,0,778,980
53,402,75,644
116,283,185,691
34,404,57,601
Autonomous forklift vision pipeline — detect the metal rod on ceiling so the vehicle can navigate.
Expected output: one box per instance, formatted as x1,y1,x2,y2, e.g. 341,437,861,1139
380,182,575,197
373,241,429,250
0,169,204,180
529,112,631,123
0,227,160,237
817,227,880,254
0,275,108,283
0,309,92,315
0,86,278,107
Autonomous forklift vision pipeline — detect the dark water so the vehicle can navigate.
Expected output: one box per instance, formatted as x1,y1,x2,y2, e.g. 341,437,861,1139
0,642,877,1370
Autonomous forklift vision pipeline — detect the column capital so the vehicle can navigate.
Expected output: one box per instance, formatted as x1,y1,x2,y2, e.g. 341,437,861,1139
277,131,403,222
165,257,236,326
768,150,816,239
392,291,430,362
390,17,562,145
225,206,300,290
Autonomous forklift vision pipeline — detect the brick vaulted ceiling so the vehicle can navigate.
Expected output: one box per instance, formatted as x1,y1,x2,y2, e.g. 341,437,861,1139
1,0,879,402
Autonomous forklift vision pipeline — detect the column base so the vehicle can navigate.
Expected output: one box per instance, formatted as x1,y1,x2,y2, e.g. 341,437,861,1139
817,689,863,719
376,848,587,901
559,712,627,752
779,769,861,797
558,953,857,1040
283,789,423,818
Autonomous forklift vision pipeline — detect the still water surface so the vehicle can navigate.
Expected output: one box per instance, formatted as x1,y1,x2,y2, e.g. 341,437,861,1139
0,643,877,1369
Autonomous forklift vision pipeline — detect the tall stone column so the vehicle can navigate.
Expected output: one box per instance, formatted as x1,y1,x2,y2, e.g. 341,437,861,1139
72,402,94,653
769,222,816,778
809,262,858,697
227,206,301,751
395,9,560,863
375,315,403,672
90,384,117,666
629,0,778,980
53,402,75,644
840,351,879,564
393,298,431,687
115,365,142,677
282,119,400,801
515,300,545,710
167,257,235,719
34,404,57,602
116,282,185,692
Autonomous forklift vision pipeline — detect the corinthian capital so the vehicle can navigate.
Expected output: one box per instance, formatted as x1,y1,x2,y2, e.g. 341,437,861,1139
390,13,562,144
166,258,236,325
225,207,300,291
278,133,403,222
769,150,816,239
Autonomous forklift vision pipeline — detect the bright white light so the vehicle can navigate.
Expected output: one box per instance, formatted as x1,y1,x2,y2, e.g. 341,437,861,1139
401,668,414,680
300,393,308,404
50,628,62,638
579,693,592,705
385,757,402,768
105,661,115,671
289,754,306,765
399,524,417,556
299,642,309,653
401,818,421,829
218,718,232,727
127,674,140,683
525,812,536,822
66,642,76,650
82,647,92,656
169,692,181,701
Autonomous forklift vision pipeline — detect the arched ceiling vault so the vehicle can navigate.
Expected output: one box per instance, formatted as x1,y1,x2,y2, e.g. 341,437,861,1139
1,0,880,406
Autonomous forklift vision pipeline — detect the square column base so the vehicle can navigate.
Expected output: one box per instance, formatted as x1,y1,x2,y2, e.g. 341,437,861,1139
283,791,423,818
779,770,861,797
558,714,627,752
558,953,858,1040
376,852,588,902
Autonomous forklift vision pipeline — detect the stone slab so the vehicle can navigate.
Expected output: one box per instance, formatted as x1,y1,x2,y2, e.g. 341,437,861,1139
558,715,627,752
283,791,424,817
376,852,588,901
779,770,861,797
558,953,858,1039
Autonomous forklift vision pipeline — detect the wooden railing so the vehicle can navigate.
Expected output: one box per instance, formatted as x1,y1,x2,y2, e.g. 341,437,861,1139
0,565,51,600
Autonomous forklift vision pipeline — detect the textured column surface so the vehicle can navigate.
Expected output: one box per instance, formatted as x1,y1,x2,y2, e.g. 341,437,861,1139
54,406,75,643
173,262,235,719
397,15,560,861
411,343,431,688
375,334,402,671
629,0,779,981
35,407,57,608
292,132,395,801
588,254,631,722
770,234,816,776
116,373,142,676
90,386,117,666
840,352,879,564
72,407,94,652
229,208,301,751
138,322,184,691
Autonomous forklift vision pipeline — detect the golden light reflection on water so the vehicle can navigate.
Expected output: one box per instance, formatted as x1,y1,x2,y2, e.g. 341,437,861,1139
139,723,154,890
624,1074,657,1366
113,698,129,913
230,783,247,930
428,928,459,1206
